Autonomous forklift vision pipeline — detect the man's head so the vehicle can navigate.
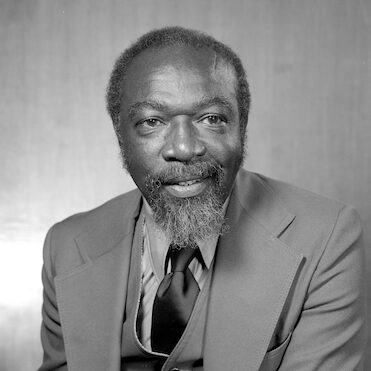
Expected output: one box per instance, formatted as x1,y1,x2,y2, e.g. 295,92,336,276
107,27,250,145
106,27,251,246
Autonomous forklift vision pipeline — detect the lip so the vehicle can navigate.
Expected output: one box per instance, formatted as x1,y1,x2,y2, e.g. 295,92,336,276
165,175,204,185
163,177,209,198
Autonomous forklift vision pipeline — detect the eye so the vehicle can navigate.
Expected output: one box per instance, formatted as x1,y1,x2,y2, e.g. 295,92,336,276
199,114,226,126
139,118,165,128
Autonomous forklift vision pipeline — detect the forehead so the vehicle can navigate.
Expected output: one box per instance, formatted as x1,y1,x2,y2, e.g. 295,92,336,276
121,46,237,108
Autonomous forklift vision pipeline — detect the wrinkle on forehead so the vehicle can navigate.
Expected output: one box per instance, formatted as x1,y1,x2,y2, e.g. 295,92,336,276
210,52,237,93
150,46,236,83
122,46,238,106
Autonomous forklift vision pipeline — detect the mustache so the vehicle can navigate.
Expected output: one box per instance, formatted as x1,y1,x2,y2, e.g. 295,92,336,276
151,159,224,185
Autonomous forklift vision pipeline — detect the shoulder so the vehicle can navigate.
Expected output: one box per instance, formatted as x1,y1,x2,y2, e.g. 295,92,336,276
43,188,142,277
51,188,141,237
238,169,355,223
236,169,362,256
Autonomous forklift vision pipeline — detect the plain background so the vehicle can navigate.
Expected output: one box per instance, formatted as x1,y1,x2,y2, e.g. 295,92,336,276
0,0,370,370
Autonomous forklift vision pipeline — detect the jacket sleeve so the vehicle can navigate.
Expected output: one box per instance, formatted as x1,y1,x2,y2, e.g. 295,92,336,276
279,206,367,370
38,227,68,371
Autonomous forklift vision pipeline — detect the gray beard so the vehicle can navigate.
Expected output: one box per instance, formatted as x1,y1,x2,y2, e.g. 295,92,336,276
143,161,229,248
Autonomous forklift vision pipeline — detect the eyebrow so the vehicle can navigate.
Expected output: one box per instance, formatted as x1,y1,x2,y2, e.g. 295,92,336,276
128,100,166,121
127,96,235,121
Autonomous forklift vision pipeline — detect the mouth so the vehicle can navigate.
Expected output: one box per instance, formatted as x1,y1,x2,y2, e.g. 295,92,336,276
167,176,202,185
163,177,209,198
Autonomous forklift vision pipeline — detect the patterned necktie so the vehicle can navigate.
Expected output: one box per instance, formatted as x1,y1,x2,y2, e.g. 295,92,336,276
151,244,200,354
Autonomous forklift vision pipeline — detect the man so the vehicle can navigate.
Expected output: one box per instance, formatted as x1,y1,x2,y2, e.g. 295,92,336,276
39,27,366,371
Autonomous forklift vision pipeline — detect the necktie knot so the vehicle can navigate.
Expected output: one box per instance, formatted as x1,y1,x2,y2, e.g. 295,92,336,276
169,244,197,273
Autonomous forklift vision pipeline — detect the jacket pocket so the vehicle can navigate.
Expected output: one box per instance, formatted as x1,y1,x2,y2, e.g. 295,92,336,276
259,332,292,371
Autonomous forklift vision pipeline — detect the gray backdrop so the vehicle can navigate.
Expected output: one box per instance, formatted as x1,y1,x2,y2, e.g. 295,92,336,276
1,0,370,370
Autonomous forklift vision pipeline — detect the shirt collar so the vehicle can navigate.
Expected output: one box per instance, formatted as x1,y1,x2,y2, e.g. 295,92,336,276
142,196,230,270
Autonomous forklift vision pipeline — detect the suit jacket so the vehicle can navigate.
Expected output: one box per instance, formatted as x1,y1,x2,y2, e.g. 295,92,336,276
39,170,366,371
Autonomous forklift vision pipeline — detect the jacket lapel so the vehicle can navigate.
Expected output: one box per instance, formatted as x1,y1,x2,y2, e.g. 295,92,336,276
55,191,142,371
204,171,304,371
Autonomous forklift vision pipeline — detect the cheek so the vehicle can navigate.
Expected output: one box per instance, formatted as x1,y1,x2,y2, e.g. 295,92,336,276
217,143,243,185
207,135,243,167
122,138,162,182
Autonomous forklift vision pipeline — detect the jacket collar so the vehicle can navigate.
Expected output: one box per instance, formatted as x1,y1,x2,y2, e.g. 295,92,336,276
75,189,142,262
233,169,296,237
69,170,295,264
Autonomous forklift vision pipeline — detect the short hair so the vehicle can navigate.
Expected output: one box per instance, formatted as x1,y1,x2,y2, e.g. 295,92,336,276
106,26,251,142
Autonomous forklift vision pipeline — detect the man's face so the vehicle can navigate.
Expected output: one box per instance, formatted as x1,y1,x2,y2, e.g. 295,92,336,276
119,46,243,245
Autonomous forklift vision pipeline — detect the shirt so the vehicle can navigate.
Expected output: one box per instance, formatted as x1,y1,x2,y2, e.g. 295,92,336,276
137,198,228,351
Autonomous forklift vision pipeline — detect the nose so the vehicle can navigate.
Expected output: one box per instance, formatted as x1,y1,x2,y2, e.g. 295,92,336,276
162,119,206,162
